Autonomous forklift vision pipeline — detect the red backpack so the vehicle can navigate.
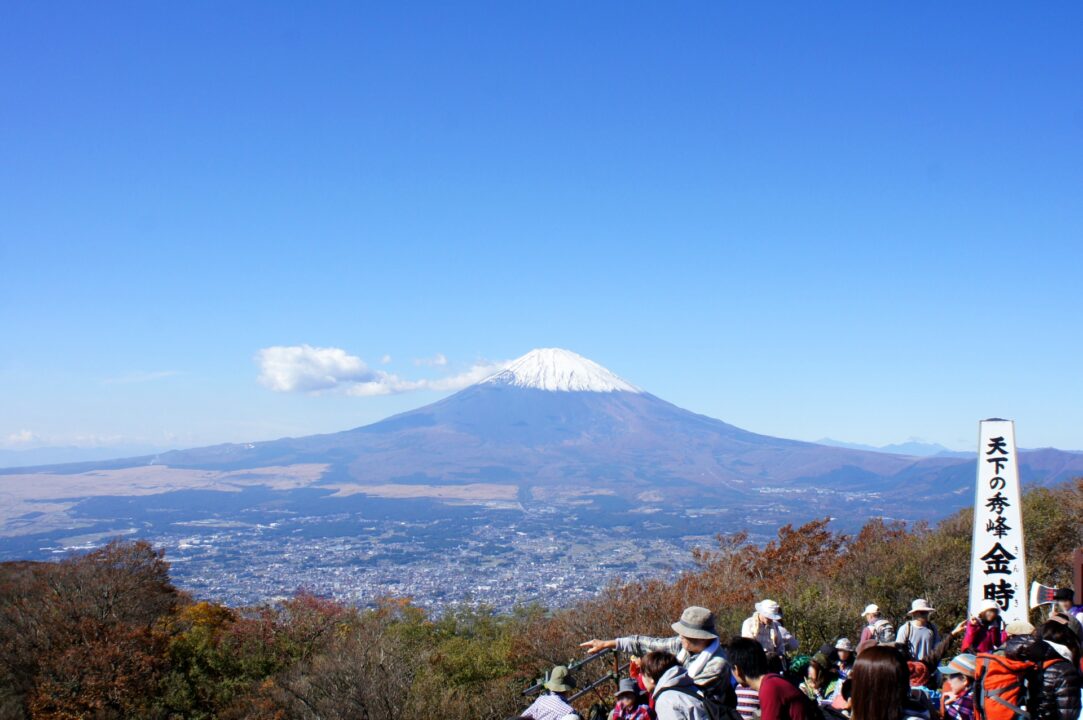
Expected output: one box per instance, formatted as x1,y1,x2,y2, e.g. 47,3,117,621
973,654,1033,720
973,653,1058,720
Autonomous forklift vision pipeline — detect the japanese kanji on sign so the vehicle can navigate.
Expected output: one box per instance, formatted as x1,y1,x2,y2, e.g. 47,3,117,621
968,419,1029,623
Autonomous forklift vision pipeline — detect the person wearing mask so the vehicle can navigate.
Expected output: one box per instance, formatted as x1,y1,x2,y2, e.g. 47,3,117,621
961,600,1005,654
640,650,709,720
728,637,814,720
860,605,897,645
849,645,930,720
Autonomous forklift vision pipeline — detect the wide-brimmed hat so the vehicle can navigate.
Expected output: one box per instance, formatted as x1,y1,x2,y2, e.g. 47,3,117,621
835,638,854,652
755,599,783,621
545,665,575,693
978,599,1000,614
671,606,719,640
938,654,977,678
862,604,880,616
615,678,640,698
908,599,936,615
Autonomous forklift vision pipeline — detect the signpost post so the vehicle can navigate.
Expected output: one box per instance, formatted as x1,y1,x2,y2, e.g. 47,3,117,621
969,419,1028,624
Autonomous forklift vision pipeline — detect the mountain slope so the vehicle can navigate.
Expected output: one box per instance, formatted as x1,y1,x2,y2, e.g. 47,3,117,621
4,348,1083,529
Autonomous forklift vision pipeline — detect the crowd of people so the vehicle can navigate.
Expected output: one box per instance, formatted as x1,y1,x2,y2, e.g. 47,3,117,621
514,588,1083,720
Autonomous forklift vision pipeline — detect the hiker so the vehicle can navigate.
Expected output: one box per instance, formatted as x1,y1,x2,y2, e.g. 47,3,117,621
581,606,736,712
641,650,709,720
524,665,577,720
860,605,897,645
937,654,977,720
735,681,761,720
800,653,839,704
1049,588,1083,643
897,599,940,664
961,600,1005,654
835,639,856,680
728,637,814,720
849,645,931,720
610,677,652,720
970,625,1039,720
742,599,799,663
1033,621,1081,720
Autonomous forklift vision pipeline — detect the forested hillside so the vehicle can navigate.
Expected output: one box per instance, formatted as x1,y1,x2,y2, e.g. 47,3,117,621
2,480,1080,720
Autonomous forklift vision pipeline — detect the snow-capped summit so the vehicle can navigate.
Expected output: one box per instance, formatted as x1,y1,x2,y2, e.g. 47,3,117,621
480,348,641,393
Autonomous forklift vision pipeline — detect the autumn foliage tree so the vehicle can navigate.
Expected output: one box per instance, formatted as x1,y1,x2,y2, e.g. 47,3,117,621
0,479,1080,720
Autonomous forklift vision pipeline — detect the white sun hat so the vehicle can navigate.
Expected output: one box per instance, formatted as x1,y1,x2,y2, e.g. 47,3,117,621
756,599,783,621
908,598,936,615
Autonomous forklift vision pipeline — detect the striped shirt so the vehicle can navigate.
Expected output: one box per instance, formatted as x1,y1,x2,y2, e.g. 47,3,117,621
736,684,761,720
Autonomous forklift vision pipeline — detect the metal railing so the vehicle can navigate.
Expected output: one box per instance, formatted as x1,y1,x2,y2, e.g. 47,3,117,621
522,648,631,703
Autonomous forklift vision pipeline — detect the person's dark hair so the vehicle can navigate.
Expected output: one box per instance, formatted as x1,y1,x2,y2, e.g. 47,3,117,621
641,650,680,682
807,656,837,689
728,637,769,679
766,653,785,676
850,646,909,720
1039,620,1081,666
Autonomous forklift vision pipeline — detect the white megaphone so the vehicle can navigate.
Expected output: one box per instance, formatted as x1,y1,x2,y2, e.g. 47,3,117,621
1030,581,1060,607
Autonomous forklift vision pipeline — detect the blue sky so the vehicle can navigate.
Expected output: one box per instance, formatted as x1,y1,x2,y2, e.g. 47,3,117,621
2,2,1081,453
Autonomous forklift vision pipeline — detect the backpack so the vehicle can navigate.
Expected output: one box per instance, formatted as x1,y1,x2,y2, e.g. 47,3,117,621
656,684,742,720
973,653,1035,720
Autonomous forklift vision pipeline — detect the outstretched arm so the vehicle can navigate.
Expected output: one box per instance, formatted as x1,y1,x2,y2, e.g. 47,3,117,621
580,638,618,654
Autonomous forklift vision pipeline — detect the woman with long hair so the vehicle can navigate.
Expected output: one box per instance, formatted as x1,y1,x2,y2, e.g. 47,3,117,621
849,646,931,720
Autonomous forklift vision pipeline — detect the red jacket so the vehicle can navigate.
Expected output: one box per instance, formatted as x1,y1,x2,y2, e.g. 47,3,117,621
759,674,814,720
961,618,1005,654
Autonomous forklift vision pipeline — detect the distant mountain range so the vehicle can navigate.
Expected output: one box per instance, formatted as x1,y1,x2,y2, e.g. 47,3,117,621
0,444,176,469
4,348,1082,535
815,438,973,458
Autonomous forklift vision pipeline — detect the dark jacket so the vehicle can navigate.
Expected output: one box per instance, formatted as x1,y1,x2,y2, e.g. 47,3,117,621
1032,642,1081,720
1005,635,1082,720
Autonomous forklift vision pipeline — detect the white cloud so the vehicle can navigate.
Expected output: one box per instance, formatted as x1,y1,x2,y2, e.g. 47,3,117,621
380,354,393,365
256,345,508,397
413,353,448,367
256,345,378,393
4,429,37,446
424,361,508,391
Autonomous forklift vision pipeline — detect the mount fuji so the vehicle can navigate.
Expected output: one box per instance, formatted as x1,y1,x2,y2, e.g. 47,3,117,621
4,347,1083,607
5,348,1081,531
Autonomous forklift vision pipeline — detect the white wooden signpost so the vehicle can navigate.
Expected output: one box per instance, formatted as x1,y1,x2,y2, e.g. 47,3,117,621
968,418,1028,623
